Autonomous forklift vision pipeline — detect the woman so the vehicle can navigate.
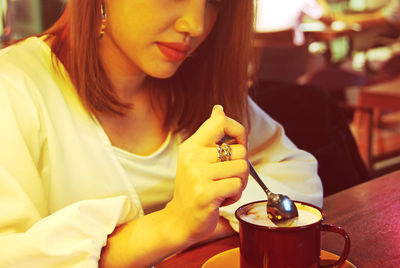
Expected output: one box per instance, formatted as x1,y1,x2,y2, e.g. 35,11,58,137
0,0,322,267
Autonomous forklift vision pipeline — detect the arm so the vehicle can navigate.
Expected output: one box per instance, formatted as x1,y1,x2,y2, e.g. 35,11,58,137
100,209,235,268
0,77,139,267
0,76,246,268
1,73,247,267
99,106,248,267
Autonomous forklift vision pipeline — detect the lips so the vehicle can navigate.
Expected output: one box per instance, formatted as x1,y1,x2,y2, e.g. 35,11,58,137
156,42,191,62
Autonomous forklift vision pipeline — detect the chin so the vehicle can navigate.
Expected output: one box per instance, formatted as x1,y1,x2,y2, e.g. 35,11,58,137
146,64,181,79
150,72,176,79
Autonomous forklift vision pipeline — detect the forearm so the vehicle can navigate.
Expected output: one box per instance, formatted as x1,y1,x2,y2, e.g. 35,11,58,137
100,212,235,268
100,106,248,267
99,206,192,268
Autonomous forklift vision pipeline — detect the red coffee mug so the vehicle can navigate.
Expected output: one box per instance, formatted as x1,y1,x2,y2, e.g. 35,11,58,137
235,200,350,268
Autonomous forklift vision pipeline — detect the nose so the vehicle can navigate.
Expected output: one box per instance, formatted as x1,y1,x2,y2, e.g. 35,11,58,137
174,0,206,37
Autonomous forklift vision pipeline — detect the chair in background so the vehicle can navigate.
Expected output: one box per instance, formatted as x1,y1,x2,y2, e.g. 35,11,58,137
249,80,371,196
298,65,369,103
353,75,400,176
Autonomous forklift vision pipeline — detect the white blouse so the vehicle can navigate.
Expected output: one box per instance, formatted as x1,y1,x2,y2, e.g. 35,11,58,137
112,132,178,215
0,37,323,267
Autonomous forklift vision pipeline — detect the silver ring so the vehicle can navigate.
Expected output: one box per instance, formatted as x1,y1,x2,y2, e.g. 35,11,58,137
217,143,232,162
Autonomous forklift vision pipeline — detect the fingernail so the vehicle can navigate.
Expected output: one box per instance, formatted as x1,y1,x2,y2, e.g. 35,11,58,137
213,104,224,111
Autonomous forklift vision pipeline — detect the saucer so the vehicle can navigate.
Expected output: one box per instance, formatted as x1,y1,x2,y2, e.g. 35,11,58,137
201,247,355,268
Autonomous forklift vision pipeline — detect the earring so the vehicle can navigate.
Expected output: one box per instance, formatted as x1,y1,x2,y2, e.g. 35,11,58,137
99,2,107,38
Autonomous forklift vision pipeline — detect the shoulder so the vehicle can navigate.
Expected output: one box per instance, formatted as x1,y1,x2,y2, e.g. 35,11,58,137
0,36,56,86
0,37,58,126
0,36,51,64
0,37,64,105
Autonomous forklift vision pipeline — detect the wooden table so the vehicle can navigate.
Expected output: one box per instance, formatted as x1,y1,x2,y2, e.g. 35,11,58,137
156,170,400,267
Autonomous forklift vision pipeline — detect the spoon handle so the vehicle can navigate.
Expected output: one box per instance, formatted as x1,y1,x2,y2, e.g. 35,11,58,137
248,161,271,196
220,136,272,196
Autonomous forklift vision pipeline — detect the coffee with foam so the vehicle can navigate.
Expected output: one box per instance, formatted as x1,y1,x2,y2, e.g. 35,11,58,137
240,201,321,227
236,200,351,268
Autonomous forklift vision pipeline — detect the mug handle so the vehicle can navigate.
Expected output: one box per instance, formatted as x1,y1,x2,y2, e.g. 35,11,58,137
319,224,351,268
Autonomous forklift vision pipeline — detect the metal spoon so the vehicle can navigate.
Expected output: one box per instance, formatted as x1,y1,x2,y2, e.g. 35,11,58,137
248,161,298,227
220,136,298,226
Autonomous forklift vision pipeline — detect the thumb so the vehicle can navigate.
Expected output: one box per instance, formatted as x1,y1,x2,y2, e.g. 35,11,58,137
211,104,225,117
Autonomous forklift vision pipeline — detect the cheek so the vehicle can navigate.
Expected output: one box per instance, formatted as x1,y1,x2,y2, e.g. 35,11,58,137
107,2,158,37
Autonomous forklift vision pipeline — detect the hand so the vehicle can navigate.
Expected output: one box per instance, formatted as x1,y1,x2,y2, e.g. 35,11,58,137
166,105,249,244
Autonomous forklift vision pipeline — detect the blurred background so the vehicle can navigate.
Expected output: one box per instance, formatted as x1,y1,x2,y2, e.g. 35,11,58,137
0,0,65,44
1,0,399,192
251,0,400,185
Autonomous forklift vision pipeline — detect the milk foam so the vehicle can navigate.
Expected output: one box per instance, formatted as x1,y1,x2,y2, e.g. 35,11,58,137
240,202,321,227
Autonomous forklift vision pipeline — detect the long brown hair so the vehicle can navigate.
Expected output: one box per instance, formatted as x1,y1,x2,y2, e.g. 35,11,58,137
44,0,254,135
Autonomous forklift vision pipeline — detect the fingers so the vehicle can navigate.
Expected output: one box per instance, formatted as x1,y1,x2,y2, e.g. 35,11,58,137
175,105,249,213
208,159,249,181
211,176,247,207
196,144,247,163
190,105,247,147
205,160,249,206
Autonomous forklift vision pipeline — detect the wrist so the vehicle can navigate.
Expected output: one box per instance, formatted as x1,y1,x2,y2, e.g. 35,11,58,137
161,202,195,248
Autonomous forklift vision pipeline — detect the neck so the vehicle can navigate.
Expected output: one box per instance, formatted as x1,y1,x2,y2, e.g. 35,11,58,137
106,70,148,103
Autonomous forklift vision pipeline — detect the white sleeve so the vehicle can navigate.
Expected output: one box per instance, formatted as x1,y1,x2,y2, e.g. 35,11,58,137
220,97,323,231
0,77,135,267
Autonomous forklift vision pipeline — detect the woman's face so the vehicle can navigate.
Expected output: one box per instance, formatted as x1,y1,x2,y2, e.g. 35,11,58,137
101,0,221,79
